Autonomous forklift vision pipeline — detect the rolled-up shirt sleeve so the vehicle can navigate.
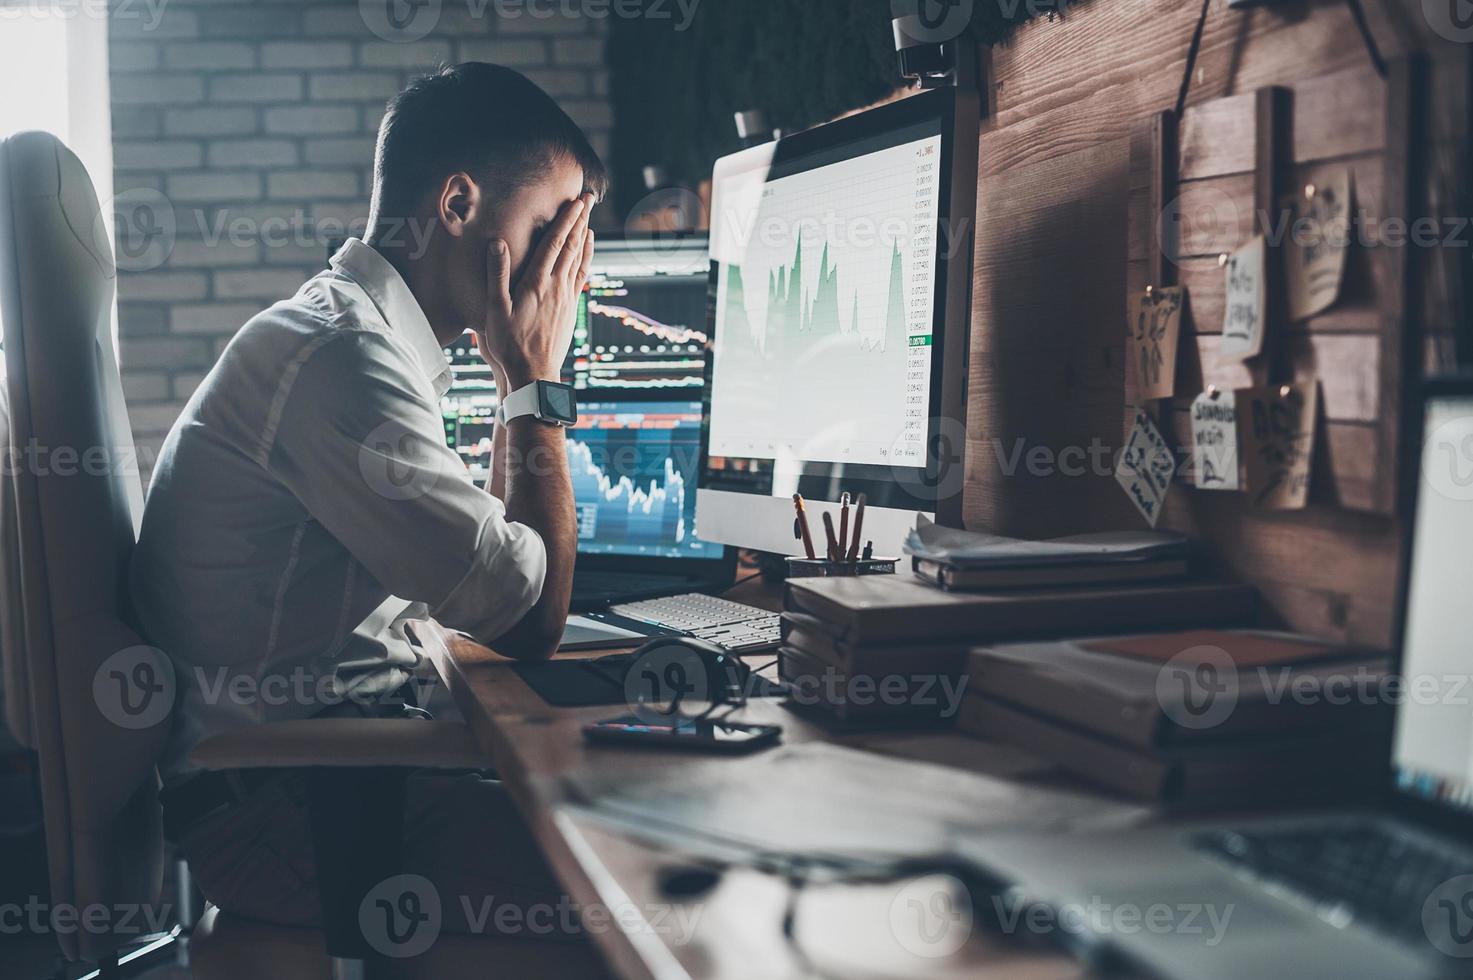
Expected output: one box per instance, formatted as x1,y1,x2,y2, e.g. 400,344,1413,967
266,329,545,643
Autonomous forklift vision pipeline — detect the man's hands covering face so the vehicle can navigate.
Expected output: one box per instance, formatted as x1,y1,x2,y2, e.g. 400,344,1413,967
477,192,596,389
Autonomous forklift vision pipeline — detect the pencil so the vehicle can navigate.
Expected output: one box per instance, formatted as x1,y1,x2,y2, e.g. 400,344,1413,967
846,493,867,562
821,511,840,562
838,492,850,559
792,494,816,560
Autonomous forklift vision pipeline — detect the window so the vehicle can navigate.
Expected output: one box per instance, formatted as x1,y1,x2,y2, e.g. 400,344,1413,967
0,8,114,198
0,6,116,337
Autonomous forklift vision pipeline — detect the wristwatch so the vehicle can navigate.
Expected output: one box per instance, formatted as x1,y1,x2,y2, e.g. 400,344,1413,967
497,380,578,428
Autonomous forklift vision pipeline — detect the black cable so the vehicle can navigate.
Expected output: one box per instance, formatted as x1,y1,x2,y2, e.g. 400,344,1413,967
1174,0,1214,118
1343,0,1387,78
751,657,780,675
728,568,764,589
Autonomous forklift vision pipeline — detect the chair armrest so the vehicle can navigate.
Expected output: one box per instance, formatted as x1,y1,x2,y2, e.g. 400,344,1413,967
187,718,487,771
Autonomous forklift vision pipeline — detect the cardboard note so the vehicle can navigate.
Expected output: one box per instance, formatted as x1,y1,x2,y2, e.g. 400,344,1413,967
1286,169,1352,322
1240,382,1319,509
1190,389,1239,491
1221,236,1266,360
1128,286,1185,401
1115,408,1176,527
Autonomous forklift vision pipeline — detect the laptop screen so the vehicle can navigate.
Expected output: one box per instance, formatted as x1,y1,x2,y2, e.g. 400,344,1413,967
569,399,722,560
1391,394,1473,815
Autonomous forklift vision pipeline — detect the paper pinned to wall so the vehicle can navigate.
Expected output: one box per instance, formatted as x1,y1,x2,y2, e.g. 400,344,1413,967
1240,382,1320,509
1128,286,1184,401
1115,408,1176,527
1190,389,1239,491
1285,168,1352,322
1221,236,1267,360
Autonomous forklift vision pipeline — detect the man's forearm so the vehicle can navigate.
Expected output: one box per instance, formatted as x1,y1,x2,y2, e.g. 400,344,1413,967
486,422,508,502
494,418,575,659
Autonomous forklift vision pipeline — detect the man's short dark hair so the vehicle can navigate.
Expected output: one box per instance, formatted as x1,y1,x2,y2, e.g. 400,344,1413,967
372,62,609,219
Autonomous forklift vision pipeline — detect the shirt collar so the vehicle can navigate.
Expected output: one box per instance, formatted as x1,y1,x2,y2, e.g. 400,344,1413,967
329,239,453,398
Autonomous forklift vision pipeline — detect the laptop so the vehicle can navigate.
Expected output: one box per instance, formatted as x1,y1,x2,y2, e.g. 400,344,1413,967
563,397,736,610
958,376,1473,979
440,236,736,610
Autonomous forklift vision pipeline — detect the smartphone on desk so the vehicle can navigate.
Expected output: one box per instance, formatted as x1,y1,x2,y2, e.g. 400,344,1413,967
583,714,782,754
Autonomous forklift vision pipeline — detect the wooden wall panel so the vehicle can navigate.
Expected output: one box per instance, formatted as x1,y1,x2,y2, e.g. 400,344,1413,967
967,138,1140,532
963,0,1469,646
1291,65,1390,161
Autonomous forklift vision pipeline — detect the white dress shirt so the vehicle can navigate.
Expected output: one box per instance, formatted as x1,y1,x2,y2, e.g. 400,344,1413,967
132,239,546,781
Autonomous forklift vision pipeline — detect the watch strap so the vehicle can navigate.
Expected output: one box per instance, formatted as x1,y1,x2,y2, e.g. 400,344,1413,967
498,382,541,424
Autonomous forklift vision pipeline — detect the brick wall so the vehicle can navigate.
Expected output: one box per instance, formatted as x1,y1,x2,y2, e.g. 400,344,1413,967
108,0,613,471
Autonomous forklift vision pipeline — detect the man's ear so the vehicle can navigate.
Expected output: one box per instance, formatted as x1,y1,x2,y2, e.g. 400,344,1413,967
436,172,481,238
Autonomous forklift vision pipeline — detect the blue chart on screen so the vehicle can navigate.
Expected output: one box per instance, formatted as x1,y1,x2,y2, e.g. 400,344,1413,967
570,402,721,559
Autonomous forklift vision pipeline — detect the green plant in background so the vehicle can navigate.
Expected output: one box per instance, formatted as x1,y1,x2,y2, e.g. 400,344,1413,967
606,0,1071,215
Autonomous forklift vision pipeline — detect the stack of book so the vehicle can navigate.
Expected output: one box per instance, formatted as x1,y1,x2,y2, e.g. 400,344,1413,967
956,629,1391,808
907,516,1193,591
778,575,1258,726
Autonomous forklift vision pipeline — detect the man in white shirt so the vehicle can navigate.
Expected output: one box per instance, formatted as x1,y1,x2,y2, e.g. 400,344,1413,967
133,64,605,947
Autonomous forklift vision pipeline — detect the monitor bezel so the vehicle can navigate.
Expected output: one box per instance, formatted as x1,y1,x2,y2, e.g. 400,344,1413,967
1386,372,1473,842
695,86,977,555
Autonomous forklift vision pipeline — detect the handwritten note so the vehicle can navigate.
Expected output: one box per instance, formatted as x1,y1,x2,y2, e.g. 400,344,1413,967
1115,408,1176,527
1240,382,1319,509
1128,287,1184,401
1221,236,1266,360
1190,389,1239,491
1286,169,1352,322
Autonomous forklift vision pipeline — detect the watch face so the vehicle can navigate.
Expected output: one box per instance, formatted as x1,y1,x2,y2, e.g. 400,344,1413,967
538,382,577,424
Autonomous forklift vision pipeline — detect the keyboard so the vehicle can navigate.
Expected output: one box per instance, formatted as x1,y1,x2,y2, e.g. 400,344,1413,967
1195,822,1471,941
606,593,781,654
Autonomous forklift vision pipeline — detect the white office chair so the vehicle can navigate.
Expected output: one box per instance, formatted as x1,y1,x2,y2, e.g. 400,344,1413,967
0,131,608,979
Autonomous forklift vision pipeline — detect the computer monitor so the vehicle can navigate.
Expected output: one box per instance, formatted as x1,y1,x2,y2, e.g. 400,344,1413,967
442,332,498,474
441,236,730,577
1390,378,1473,827
569,236,710,392
696,87,979,558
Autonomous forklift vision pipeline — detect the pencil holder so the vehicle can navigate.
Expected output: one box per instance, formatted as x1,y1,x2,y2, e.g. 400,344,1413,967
785,557,899,579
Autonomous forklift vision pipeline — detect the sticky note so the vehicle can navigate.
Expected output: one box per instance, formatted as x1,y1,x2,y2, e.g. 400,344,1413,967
1286,169,1352,322
1240,382,1319,509
1221,236,1266,360
1190,389,1239,491
1128,286,1185,401
1116,408,1176,526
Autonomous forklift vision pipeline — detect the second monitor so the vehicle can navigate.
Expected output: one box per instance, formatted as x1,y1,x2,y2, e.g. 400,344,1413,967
697,87,979,558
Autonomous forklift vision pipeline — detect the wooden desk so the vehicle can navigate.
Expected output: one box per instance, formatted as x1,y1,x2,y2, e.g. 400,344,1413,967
423,581,1108,980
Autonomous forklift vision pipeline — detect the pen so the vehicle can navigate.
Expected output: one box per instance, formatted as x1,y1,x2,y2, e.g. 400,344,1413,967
838,492,850,560
846,493,867,562
821,512,841,562
792,494,817,560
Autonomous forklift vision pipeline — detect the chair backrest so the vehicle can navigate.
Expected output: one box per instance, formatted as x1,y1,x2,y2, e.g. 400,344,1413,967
0,131,166,964
1,351,32,751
